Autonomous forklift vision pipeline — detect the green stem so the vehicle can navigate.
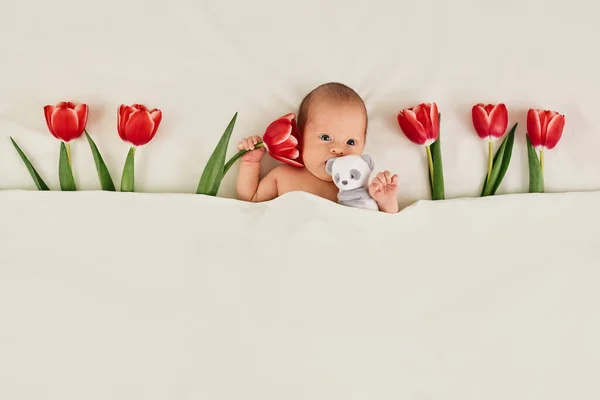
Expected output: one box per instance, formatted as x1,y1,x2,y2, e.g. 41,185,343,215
487,140,493,180
223,142,265,176
66,142,72,169
120,146,136,192
540,149,544,176
426,145,434,186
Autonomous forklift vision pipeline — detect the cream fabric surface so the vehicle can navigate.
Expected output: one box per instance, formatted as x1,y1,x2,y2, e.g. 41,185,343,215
1,189,599,399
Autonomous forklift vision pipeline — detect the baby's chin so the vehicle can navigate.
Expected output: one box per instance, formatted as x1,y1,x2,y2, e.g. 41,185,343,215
305,162,333,182
319,173,333,182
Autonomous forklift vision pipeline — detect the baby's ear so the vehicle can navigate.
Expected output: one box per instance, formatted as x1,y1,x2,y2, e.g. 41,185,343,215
361,154,375,170
325,158,336,175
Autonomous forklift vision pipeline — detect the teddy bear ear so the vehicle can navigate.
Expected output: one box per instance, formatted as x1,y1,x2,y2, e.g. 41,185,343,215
361,154,374,170
325,158,336,175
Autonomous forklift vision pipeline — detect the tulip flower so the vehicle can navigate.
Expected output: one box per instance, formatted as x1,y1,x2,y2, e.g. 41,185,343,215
197,112,304,196
117,104,163,192
397,103,444,200
526,108,565,192
262,113,304,167
397,103,439,146
44,102,88,142
527,108,565,173
42,101,89,190
12,101,115,191
472,103,509,141
221,113,304,176
118,104,163,147
471,103,516,197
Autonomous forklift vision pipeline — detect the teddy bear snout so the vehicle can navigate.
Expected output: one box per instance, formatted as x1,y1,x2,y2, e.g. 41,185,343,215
342,180,348,185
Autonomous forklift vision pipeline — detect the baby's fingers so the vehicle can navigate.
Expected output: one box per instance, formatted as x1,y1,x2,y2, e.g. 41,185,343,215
237,138,248,150
383,170,392,184
370,180,382,193
376,171,392,185
239,137,255,151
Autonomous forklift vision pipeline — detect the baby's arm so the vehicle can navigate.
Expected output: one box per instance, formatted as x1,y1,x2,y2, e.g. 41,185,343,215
236,136,279,202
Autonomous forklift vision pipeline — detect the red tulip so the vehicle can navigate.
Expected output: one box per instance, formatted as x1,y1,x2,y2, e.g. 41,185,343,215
527,108,565,150
472,103,508,140
262,113,303,167
396,102,439,146
43,101,88,142
117,104,162,146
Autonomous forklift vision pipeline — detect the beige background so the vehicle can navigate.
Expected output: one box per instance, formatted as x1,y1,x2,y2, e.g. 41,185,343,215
1,0,598,208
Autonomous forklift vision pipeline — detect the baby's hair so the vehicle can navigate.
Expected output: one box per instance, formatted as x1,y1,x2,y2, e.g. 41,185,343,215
297,82,368,134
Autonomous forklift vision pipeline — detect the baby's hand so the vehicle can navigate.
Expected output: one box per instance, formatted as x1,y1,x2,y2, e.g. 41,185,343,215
369,170,399,213
238,136,266,163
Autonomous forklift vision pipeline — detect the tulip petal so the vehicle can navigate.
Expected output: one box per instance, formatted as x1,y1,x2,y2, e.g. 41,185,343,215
269,147,299,160
483,104,495,114
543,114,565,150
44,105,57,138
124,110,154,146
538,111,552,145
74,104,89,136
118,105,136,142
527,109,542,148
148,109,162,141
51,107,80,142
488,104,508,139
397,110,428,145
263,117,293,146
414,105,431,134
269,133,298,150
472,104,491,139
270,153,304,167
429,103,440,141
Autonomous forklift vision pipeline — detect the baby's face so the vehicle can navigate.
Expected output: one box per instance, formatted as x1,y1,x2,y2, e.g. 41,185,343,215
301,100,367,182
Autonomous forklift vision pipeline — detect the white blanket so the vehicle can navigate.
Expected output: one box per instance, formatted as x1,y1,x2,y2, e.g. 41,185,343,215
1,190,599,399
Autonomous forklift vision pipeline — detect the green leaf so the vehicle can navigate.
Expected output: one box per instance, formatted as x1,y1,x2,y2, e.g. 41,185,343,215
59,142,76,191
121,147,136,192
481,122,517,196
86,131,116,191
490,123,516,195
197,112,238,195
430,113,445,200
526,134,544,193
10,137,49,190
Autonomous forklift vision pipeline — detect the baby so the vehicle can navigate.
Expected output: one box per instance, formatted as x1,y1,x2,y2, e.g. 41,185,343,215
236,82,399,213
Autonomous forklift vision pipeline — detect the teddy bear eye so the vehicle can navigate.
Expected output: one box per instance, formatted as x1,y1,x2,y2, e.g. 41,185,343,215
334,173,340,183
350,169,361,180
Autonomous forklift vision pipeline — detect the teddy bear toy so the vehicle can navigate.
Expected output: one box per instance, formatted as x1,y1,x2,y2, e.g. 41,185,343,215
325,154,379,211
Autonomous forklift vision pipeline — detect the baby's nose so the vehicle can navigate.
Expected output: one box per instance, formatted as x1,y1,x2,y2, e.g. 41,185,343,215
329,146,344,155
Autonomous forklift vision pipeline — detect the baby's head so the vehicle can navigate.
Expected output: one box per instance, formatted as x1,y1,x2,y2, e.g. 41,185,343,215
297,82,367,181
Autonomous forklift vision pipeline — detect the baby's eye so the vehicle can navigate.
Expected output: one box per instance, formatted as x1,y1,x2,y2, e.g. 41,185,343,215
320,134,331,141
347,139,356,146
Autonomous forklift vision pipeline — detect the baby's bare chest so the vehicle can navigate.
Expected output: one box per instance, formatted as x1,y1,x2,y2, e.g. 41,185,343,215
277,172,338,202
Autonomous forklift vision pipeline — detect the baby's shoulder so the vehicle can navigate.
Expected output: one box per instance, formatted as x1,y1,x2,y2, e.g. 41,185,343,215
269,164,304,178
